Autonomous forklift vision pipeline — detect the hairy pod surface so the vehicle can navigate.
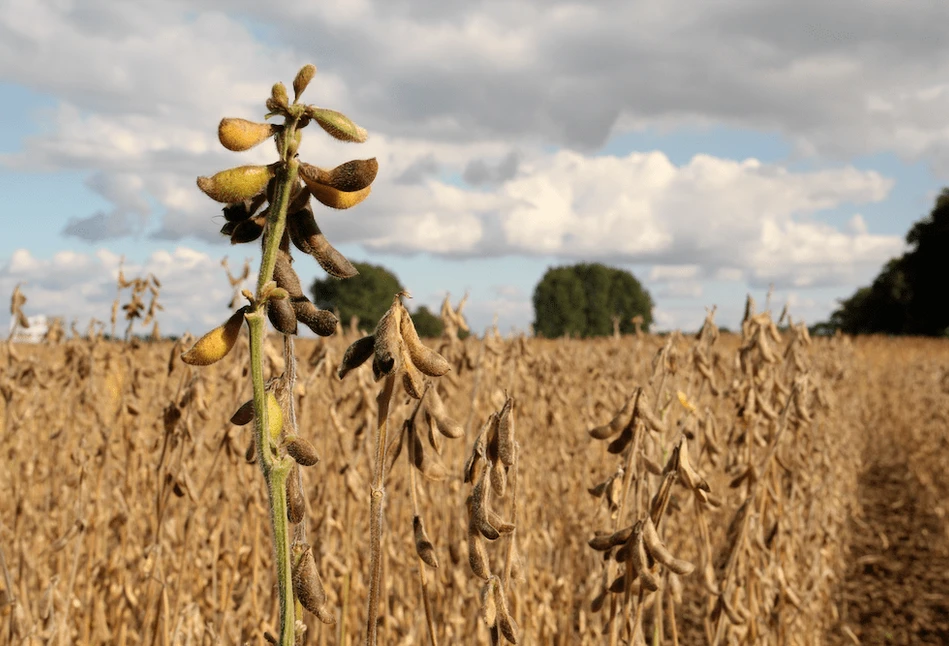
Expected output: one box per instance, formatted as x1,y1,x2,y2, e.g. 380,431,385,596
286,436,320,466
180,306,247,366
305,106,369,143
287,208,358,279
197,165,274,203
292,64,316,101
293,300,338,337
218,118,276,151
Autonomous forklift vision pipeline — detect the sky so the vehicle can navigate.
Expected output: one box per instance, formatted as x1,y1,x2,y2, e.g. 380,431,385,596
2,0,948,336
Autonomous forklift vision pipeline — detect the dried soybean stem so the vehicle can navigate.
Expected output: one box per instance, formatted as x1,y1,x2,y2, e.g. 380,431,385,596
366,373,396,646
406,410,440,646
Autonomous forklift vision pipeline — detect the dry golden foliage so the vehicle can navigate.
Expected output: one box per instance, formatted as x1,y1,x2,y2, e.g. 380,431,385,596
0,324,947,644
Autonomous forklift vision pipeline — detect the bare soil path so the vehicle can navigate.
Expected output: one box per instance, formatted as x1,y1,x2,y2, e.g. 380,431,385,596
828,460,949,645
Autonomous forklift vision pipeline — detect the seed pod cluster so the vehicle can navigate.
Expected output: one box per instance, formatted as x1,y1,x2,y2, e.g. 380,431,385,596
463,398,521,644
337,295,451,399
197,62,374,343
590,516,694,599
588,388,667,455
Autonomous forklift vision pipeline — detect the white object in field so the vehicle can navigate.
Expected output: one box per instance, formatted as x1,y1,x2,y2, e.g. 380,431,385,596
8,314,48,343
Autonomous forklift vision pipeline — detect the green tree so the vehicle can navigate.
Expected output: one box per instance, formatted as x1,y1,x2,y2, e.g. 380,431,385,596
826,188,949,336
410,305,443,338
311,262,404,332
532,263,653,338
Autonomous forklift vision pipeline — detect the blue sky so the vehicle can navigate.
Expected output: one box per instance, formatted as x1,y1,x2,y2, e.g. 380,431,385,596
2,1,947,336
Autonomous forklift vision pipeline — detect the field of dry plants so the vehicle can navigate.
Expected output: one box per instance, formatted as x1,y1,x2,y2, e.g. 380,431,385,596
1,298,948,645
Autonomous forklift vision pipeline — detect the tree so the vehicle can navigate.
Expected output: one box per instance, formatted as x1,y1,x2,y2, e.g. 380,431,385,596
410,305,443,338
311,262,404,332
532,263,653,338
825,188,949,336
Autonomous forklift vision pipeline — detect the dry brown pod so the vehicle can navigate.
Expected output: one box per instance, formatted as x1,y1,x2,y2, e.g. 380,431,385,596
272,250,304,298
467,517,490,580
286,435,320,467
286,207,358,279
293,299,338,337
588,525,634,551
413,515,439,568
267,296,297,335
471,469,499,540
427,387,465,438
589,392,637,439
677,438,710,493
486,508,515,534
230,399,255,425
497,396,516,467
399,307,450,377
607,425,634,454
494,581,519,644
372,304,402,377
636,390,668,433
480,577,498,628
642,517,694,575
631,523,660,592
286,465,305,524
338,335,375,379
291,543,333,622
489,460,507,496
245,436,257,464
402,353,426,399
299,159,378,193
229,214,266,244
608,573,628,594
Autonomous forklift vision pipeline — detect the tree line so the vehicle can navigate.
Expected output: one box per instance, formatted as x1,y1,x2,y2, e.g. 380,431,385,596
311,262,654,338
816,188,949,337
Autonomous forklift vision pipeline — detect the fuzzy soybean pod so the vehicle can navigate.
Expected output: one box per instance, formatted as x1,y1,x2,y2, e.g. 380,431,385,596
181,306,247,366
217,118,276,152
287,206,358,279
631,522,660,592
399,307,450,377
413,515,439,568
497,397,516,467
642,516,695,575
197,165,274,203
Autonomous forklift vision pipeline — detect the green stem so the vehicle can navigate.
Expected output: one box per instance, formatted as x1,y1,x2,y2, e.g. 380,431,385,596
268,458,296,645
248,310,273,474
247,117,301,646
257,129,300,297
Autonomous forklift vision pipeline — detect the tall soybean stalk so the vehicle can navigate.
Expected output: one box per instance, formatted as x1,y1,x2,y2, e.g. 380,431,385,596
180,64,376,646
